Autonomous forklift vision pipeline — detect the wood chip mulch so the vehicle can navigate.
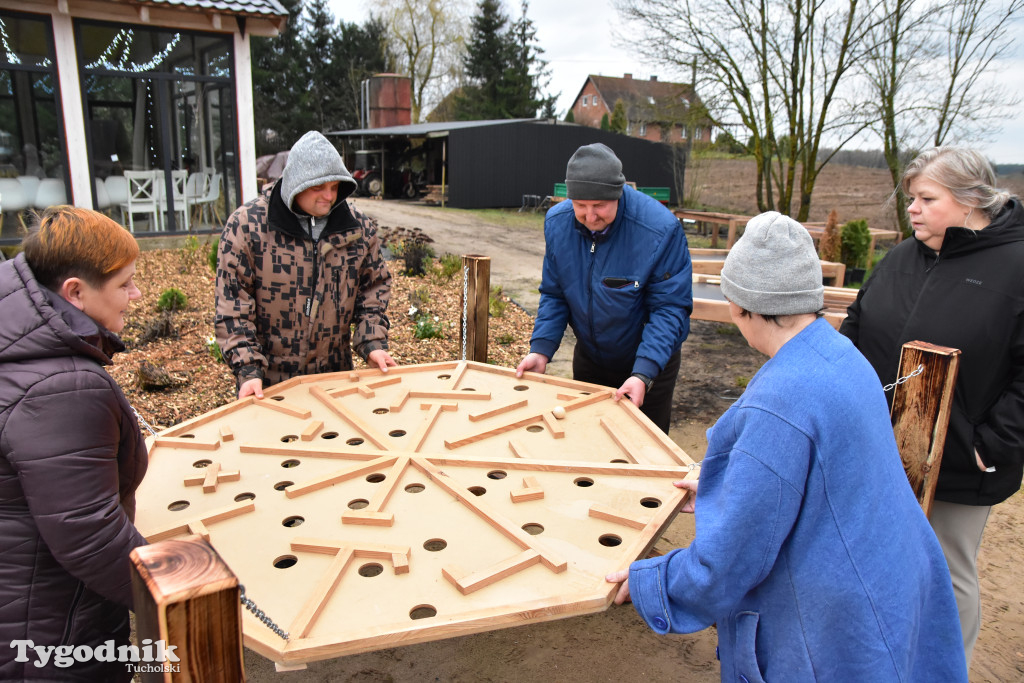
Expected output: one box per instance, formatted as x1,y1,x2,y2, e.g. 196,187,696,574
110,247,533,432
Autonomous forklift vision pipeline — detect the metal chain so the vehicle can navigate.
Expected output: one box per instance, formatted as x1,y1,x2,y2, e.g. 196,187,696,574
461,265,469,361
883,363,924,393
132,407,159,437
240,585,289,640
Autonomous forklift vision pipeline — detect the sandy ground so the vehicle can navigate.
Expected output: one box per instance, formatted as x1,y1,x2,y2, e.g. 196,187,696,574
243,193,1023,681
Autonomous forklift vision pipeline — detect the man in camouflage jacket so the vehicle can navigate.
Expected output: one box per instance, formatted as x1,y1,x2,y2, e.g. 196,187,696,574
216,131,395,397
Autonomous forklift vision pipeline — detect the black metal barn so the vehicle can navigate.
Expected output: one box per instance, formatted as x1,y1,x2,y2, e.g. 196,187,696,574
329,119,679,209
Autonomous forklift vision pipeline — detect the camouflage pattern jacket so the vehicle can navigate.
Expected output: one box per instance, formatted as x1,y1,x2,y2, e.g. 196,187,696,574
215,181,392,387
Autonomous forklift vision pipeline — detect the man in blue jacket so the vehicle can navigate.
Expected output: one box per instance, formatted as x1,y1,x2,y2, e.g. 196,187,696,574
515,143,692,432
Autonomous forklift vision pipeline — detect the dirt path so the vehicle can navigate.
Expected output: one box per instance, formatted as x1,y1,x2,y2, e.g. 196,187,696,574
242,198,1023,682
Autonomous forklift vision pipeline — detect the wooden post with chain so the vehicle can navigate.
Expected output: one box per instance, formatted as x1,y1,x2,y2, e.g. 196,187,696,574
890,341,961,518
460,255,490,363
130,535,244,681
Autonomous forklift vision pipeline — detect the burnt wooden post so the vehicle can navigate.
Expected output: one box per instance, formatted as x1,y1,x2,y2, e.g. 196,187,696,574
460,254,490,363
890,341,961,518
130,535,244,682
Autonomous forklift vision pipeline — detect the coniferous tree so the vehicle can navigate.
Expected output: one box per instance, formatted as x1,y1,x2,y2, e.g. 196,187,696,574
251,0,310,154
454,0,551,120
610,99,628,133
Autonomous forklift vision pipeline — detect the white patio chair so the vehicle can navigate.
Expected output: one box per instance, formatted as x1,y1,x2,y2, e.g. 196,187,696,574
33,178,68,209
199,172,224,226
158,169,189,231
185,171,208,227
17,176,41,207
0,177,31,234
104,175,129,224
123,170,160,233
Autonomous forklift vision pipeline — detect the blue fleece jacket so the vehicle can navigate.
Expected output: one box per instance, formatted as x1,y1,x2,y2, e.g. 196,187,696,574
629,319,966,682
530,186,692,378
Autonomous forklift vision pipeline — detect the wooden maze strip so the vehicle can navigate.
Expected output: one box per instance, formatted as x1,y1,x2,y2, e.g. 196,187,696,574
446,361,470,390
256,398,312,419
344,458,412,524
152,436,222,451
599,417,640,463
411,403,458,452
588,502,649,530
183,462,240,493
427,455,691,478
616,400,694,467
142,500,256,542
444,413,545,449
238,444,392,461
287,540,412,639
301,420,324,441
309,386,389,449
283,456,398,499
328,375,403,398
507,440,536,459
541,412,565,439
159,396,257,438
510,476,544,503
412,458,567,573
442,550,542,595
469,399,528,422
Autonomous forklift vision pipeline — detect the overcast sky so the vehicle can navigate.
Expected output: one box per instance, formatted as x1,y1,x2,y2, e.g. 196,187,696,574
326,0,1024,165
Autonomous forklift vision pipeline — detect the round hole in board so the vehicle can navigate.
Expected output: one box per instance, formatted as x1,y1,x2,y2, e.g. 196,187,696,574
192,459,212,468
423,539,447,552
282,516,304,528
599,534,622,548
468,486,486,496
321,431,339,439
610,459,629,464
522,523,545,535
640,497,662,509
574,477,594,487
234,492,255,502
486,470,507,480
461,387,476,391
514,385,529,391
270,396,284,401
280,434,298,443
346,437,364,446
180,434,196,439
526,425,543,433
273,481,293,491
366,473,386,483
167,500,190,511
410,605,437,620
281,459,300,468
373,408,389,415
405,483,425,493
348,499,369,510
359,563,384,578
273,555,297,569
389,430,407,437
437,374,451,380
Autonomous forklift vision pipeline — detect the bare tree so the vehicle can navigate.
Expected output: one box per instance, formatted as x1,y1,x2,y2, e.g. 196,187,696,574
616,0,882,221
861,0,1023,236
374,0,469,123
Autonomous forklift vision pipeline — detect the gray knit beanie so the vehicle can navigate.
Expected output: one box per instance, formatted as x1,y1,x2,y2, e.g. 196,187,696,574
720,211,824,315
280,131,357,211
565,143,625,200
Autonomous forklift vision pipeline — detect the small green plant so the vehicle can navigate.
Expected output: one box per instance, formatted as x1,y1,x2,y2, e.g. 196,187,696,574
489,286,508,318
408,288,430,318
735,375,750,389
207,237,219,274
840,219,871,270
206,335,224,363
496,332,516,345
156,287,188,312
180,235,201,272
413,315,444,339
435,252,461,280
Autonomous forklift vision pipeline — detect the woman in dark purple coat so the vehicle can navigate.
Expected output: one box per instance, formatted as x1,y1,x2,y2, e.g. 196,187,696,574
0,206,148,682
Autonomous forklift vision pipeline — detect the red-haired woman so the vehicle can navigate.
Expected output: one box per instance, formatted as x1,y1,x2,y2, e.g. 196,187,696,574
0,207,147,682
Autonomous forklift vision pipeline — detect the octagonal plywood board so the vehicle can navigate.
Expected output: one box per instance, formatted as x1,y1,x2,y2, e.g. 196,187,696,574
134,361,696,668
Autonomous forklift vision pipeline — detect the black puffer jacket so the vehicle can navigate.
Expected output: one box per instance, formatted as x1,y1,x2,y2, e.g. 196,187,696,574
841,199,1024,506
0,254,148,681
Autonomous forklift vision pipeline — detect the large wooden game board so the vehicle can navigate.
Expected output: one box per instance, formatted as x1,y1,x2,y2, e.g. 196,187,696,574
134,361,696,668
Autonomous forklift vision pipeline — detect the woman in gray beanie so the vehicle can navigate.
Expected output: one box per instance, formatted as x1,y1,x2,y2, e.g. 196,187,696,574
607,211,966,682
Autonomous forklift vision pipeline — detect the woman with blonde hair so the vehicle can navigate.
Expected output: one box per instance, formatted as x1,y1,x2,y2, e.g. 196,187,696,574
842,146,1024,665
0,206,147,681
